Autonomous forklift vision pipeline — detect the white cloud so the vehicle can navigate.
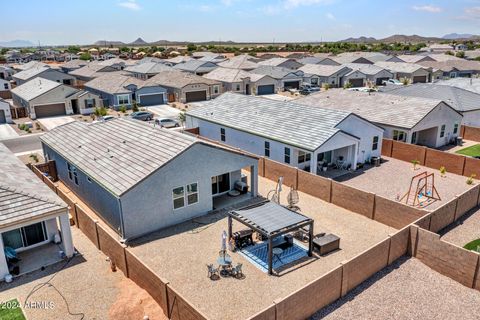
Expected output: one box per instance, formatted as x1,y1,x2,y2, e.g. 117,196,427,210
326,12,335,20
284,0,332,9
118,0,141,11
412,5,442,13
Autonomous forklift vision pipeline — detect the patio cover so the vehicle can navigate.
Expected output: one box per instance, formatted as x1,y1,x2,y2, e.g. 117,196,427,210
228,201,314,275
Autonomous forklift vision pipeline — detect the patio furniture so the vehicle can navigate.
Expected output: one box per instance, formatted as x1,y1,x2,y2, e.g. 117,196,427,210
313,234,340,255
232,263,244,279
217,254,233,276
272,247,284,265
228,201,314,275
207,264,220,280
232,229,254,249
336,159,347,170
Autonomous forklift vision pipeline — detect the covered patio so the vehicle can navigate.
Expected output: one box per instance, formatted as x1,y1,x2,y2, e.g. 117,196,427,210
228,201,314,275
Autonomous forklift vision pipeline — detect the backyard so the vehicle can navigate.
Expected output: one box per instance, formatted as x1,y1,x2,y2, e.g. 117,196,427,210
441,207,480,251
455,144,480,157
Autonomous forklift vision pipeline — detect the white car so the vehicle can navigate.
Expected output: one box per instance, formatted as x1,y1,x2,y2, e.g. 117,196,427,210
155,118,180,128
382,79,403,85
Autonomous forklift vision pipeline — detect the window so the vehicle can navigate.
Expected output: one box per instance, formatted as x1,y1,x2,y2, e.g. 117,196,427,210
3,83,8,90
393,130,407,142
172,186,185,209
67,162,78,185
284,147,291,164
372,136,379,151
453,123,459,134
2,222,47,249
298,150,311,163
87,177,92,183
187,183,199,205
235,84,241,91
212,173,230,195
440,124,446,138
264,141,270,157
311,78,319,85
411,131,417,144
117,94,129,105
213,85,220,94
220,128,226,142
85,99,95,109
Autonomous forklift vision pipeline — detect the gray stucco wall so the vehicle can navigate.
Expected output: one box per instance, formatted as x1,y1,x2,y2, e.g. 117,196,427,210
42,144,123,234
120,143,257,239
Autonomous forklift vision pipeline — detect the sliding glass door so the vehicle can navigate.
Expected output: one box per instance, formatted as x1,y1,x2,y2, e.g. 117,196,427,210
211,173,230,195
2,222,47,249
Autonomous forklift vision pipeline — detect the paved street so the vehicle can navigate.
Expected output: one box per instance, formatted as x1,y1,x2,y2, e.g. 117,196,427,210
1,133,43,154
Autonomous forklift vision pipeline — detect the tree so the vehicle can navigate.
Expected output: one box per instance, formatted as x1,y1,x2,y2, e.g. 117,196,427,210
67,46,81,53
79,52,91,61
187,43,197,52
120,47,131,53
456,51,465,58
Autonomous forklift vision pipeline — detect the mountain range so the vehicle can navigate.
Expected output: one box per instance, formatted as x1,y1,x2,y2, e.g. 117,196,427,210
0,39,36,47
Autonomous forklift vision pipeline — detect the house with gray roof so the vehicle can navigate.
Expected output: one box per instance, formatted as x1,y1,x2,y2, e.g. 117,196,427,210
217,55,259,71
203,67,278,95
124,62,172,80
297,89,463,148
375,61,432,83
173,60,218,76
257,58,303,70
13,66,77,86
251,66,305,90
343,63,394,87
0,66,15,81
60,59,88,73
84,73,168,108
418,60,480,79
148,70,221,103
186,93,384,174
435,78,480,95
299,64,351,87
297,56,340,66
332,52,392,64
0,143,74,280
11,77,101,118
40,118,258,240
383,83,480,127
12,61,48,72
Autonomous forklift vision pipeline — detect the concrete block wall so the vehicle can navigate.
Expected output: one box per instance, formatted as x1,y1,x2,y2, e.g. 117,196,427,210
390,141,427,165
75,204,100,249
425,148,465,175
429,200,457,233
264,158,297,188
462,125,480,142
96,224,128,275
373,195,428,229
297,169,332,202
331,182,375,219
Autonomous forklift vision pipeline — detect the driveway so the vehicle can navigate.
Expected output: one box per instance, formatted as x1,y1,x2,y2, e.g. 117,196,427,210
0,124,19,140
37,116,75,131
146,105,181,119
260,93,296,101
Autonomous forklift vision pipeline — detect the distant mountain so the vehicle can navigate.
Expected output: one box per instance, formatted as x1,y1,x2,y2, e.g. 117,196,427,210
379,34,442,43
0,39,36,47
339,36,377,43
93,40,126,46
442,33,476,40
129,37,148,46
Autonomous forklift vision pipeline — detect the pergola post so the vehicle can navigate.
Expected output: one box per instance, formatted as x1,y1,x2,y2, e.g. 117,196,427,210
227,216,232,240
268,236,273,275
308,221,314,257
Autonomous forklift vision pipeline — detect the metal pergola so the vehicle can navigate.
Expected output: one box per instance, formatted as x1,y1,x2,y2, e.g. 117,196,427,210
228,201,314,275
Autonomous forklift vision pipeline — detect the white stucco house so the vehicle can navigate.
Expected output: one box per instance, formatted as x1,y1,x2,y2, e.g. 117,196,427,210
0,143,74,280
186,93,384,175
0,98,12,124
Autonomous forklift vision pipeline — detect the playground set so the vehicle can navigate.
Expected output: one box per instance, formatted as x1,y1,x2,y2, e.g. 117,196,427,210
400,171,441,207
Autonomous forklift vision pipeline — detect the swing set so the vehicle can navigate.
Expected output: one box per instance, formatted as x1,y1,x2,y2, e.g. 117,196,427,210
400,171,441,207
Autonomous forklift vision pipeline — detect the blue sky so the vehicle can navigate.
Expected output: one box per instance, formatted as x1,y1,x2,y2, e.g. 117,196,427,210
1,0,480,44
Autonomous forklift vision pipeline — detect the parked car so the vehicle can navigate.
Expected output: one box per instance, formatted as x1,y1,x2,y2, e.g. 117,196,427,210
101,115,115,121
130,111,154,121
382,79,403,85
299,87,316,95
155,118,180,128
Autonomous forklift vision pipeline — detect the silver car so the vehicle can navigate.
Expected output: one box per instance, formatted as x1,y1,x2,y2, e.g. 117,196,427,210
155,118,180,128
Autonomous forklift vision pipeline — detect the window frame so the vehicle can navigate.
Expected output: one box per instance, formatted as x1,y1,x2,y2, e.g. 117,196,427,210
393,130,407,142
67,162,79,185
117,94,130,105
453,123,459,135
372,136,379,151
284,147,291,164
298,150,311,164
213,85,220,95
172,185,185,210
220,128,226,142
264,141,270,158
186,182,199,206
440,124,446,138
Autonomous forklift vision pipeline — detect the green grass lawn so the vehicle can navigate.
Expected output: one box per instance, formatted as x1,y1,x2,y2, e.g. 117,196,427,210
455,144,480,157
464,239,480,252
0,299,26,320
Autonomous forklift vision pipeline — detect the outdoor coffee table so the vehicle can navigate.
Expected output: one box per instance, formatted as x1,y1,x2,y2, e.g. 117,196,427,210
217,255,232,276
272,247,283,264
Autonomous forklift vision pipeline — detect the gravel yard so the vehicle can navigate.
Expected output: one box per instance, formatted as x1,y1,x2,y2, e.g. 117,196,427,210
0,228,165,320
312,257,480,320
338,157,475,211
441,207,480,248
128,175,395,320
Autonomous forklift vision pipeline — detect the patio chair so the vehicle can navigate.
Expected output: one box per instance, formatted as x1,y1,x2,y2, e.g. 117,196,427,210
232,263,244,279
207,264,220,280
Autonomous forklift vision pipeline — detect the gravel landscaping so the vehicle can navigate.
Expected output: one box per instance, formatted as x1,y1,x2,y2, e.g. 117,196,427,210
338,157,475,210
441,207,480,248
128,175,395,320
312,257,480,320
0,228,165,320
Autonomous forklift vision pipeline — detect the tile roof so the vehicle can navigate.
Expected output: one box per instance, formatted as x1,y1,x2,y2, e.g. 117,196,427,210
148,70,219,88
69,63,113,78
435,78,480,95
14,61,48,71
124,62,172,75
173,60,218,73
40,118,199,196
187,92,353,151
11,77,61,101
217,55,259,70
203,67,251,83
165,56,194,64
0,143,66,227
384,83,480,112
374,61,428,74
299,64,350,77
333,52,391,64
343,63,393,76
257,58,293,67
12,66,50,80
296,89,452,129
418,60,480,72
84,73,145,95
251,65,303,79
61,59,88,69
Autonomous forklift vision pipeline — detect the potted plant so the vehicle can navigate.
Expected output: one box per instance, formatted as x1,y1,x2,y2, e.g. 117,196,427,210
412,159,420,170
440,166,447,177
467,174,477,185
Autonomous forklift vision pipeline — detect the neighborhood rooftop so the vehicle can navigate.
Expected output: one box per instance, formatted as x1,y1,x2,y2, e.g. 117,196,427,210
85,73,145,94
0,143,66,228
39,118,202,196
10,77,61,101
148,69,219,88
299,64,348,77
296,89,450,129
375,61,428,73
187,92,354,151
385,83,480,112
11,66,50,80
124,62,172,74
